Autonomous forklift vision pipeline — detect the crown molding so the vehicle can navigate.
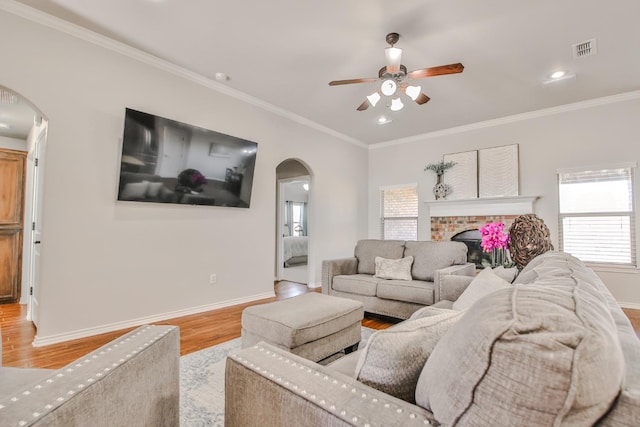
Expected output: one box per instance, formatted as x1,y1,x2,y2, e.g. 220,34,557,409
371,90,640,150
0,0,367,149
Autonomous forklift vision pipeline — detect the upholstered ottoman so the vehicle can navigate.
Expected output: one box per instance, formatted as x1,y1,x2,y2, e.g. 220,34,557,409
241,293,364,362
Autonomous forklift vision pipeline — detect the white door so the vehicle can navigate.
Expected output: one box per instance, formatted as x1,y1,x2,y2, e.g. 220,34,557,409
157,126,188,177
27,121,47,326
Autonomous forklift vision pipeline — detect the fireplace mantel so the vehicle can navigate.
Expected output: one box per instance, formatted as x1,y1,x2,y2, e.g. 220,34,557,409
425,196,539,217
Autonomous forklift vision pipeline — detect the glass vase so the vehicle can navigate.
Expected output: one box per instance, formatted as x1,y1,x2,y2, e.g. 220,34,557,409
491,248,505,268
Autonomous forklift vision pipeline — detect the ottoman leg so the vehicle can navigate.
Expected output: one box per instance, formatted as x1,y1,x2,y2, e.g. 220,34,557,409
344,343,359,354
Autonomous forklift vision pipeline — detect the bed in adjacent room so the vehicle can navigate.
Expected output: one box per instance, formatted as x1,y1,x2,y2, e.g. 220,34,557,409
283,236,308,267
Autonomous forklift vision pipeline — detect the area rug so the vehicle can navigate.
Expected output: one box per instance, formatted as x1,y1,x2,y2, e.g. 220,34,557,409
180,327,374,427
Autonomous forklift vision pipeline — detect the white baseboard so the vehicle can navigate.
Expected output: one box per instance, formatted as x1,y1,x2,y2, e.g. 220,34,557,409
307,282,322,289
32,292,275,347
618,301,640,310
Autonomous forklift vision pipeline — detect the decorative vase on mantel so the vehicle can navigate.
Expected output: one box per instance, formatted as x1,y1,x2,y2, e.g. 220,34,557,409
424,160,456,201
433,174,451,200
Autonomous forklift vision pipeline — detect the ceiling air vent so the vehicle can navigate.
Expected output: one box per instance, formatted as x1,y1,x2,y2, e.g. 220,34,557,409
572,38,597,58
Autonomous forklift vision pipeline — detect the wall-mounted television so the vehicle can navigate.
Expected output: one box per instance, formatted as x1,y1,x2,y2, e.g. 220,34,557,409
117,108,258,208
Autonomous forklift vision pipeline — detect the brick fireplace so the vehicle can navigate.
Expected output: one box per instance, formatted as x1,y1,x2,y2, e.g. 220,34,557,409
425,195,539,242
431,215,519,241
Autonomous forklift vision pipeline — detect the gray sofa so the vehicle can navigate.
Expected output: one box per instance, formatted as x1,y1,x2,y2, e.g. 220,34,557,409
0,325,179,426
226,251,640,426
322,239,475,319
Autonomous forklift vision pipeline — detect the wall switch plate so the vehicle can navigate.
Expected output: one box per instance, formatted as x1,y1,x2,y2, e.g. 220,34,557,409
209,274,217,284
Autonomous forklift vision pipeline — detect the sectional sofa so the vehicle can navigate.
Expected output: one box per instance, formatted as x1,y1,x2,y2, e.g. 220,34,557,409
226,251,640,426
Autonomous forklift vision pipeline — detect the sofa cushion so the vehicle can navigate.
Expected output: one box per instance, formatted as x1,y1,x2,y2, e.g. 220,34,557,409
409,306,455,320
493,265,518,283
376,280,434,305
404,241,468,281
355,311,463,403
332,274,378,296
355,240,406,275
415,282,625,426
374,256,414,281
451,267,511,311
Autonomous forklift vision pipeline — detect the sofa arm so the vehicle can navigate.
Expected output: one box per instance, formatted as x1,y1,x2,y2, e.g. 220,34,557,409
0,325,180,427
433,263,475,302
226,342,439,427
321,257,358,294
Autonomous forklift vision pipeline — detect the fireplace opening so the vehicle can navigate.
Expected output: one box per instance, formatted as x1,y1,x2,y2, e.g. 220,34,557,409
451,229,488,269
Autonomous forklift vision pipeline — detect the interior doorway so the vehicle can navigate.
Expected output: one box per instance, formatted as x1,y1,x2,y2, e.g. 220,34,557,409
0,85,47,327
276,159,312,285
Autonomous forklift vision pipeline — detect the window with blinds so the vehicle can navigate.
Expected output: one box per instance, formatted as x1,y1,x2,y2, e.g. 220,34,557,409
558,165,636,266
380,185,418,240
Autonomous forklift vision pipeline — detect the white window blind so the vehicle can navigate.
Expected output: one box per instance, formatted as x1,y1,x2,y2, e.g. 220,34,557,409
380,185,418,240
558,166,636,266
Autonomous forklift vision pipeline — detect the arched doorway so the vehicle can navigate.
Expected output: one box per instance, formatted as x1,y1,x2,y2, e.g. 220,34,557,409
276,159,312,284
0,85,47,326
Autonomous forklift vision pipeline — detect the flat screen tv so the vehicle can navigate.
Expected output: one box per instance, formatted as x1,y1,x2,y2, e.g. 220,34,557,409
117,108,258,208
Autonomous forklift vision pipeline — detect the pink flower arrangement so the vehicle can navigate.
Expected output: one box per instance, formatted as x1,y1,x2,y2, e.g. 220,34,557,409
479,222,510,252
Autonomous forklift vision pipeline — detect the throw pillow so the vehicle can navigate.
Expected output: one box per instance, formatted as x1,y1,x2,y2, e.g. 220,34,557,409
415,284,624,426
374,256,414,281
355,310,463,403
451,267,511,311
493,265,518,283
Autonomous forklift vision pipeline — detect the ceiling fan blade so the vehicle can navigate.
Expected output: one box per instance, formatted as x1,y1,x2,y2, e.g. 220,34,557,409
329,78,378,86
407,63,464,79
415,92,430,105
356,99,370,111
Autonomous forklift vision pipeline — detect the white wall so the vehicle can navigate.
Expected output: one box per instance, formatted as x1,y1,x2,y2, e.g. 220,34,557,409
0,10,368,343
369,95,640,306
0,135,27,151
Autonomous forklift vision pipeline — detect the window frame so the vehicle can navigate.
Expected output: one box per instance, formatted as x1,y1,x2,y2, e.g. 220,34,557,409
379,183,419,241
557,163,637,270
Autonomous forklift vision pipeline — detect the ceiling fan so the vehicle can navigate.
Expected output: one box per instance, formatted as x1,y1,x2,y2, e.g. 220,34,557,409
328,33,464,112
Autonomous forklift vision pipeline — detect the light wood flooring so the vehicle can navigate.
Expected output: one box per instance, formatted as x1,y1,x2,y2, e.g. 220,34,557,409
0,282,395,370
1,282,638,370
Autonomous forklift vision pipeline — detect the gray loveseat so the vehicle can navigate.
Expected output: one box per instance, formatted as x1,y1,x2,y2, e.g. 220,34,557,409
226,251,639,426
322,239,475,319
0,325,179,426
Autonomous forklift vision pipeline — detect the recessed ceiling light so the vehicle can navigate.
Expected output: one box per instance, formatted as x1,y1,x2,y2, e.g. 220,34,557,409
543,70,576,85
377,116,392,125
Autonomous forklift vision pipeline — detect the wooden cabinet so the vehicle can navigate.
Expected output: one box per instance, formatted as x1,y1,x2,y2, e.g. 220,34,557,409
0,149,26,304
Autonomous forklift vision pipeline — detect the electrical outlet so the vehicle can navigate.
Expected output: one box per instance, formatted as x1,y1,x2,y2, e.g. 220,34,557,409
209,274,217,284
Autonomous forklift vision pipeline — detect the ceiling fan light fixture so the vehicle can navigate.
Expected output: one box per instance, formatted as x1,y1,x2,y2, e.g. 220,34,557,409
405,85,422,101
366,92,381,107
380,79,397,96
384,47,402,74
390,97,404,111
